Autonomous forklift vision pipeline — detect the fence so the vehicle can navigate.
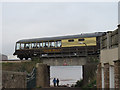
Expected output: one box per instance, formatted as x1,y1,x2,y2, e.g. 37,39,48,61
27,67,36,88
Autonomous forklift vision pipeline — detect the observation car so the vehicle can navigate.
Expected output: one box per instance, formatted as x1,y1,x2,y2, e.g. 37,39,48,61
13,32,104,60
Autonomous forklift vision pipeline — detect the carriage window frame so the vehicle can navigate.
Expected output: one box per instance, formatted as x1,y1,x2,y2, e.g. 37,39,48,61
54,41,57,47
20,43,25,49
39,42,42,48
58,41,61,47
25,43,30,49
45,42,49,47
29,43,32,49
49,41,54,47
43,42,45,47
55,40,61,47
31,42,37,48
36,42,39,48
16,43,20,50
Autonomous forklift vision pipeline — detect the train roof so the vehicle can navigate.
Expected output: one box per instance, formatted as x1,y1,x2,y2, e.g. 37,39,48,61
17,32,105,43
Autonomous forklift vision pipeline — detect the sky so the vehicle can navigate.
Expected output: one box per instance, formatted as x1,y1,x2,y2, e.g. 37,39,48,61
1,2,119,58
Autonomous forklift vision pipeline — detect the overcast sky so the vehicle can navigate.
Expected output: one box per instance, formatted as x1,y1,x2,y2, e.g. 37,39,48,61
2,2,118,57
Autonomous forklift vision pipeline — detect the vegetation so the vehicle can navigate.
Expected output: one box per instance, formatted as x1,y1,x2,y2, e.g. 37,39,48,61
74,79,96,89
83,79,96,88
74,79,83,87
74,57,98,89
2,59,41,73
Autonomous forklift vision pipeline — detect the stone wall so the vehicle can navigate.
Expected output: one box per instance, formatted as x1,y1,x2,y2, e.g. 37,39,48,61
2,71,27,88
100,48,118,66
114,60,120,88
104,63,109,88
96,63,102,88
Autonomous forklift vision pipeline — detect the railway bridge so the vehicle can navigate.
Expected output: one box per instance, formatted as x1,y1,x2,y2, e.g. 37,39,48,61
32,55,98,88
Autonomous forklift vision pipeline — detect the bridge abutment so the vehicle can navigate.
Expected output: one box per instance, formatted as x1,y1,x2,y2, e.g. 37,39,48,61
36,63,50,88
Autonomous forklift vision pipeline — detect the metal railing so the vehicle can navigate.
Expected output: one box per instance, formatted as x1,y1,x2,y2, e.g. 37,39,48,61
27,67,36,88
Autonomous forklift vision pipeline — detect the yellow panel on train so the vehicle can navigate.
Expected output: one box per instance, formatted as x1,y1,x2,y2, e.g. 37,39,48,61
61,37,96,47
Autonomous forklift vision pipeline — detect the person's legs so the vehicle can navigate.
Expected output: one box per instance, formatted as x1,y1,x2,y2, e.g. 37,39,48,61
54,83,56,87
57,82,59,87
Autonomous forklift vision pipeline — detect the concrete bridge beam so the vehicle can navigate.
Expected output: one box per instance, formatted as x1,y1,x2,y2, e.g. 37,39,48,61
40,57,87,66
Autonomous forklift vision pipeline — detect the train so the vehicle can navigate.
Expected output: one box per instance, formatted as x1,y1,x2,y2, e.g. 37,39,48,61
13,32,104,60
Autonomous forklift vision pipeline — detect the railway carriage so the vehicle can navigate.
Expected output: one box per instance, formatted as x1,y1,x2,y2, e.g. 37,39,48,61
13,32,104,60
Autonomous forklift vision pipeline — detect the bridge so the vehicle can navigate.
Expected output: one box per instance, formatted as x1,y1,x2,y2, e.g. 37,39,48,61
29,55,98,88
33,57,87,66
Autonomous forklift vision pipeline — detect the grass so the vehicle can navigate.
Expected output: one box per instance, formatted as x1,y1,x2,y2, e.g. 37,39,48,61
2,59,41,73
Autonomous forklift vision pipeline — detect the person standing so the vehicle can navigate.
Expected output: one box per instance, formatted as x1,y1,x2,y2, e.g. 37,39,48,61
53,78,57,87
56,78,59,87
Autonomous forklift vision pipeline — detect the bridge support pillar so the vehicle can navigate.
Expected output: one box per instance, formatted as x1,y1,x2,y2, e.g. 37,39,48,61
83,63,97,86
36,63,50,88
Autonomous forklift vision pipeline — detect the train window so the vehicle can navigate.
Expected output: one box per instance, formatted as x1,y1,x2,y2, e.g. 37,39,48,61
36,43,39,48
57,41,61,47
29,43,32,49
40,42,42,48
52,42,54,47
78,38,85,41
43,42,45,47
49,41,54,47
32,43,36,48
54,41,61,47
21,43,24,49
31,43,34,48
54,41,57,47
68,39,74,42
48,42,50,47
45,42,48,47
16,43,20,50
25,43,29,49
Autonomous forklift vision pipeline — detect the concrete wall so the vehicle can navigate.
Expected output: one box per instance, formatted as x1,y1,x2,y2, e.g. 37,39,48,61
36,63,50,88
101,67,104,88
100,48,118,66
2,71,27,88
40,57,86,66
100,25,119,67
109,66,114,88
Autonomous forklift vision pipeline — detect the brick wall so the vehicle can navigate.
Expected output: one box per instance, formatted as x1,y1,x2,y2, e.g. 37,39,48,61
2,71,27,88
104,63,109,88
96,63,102,88
114,60,120,88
